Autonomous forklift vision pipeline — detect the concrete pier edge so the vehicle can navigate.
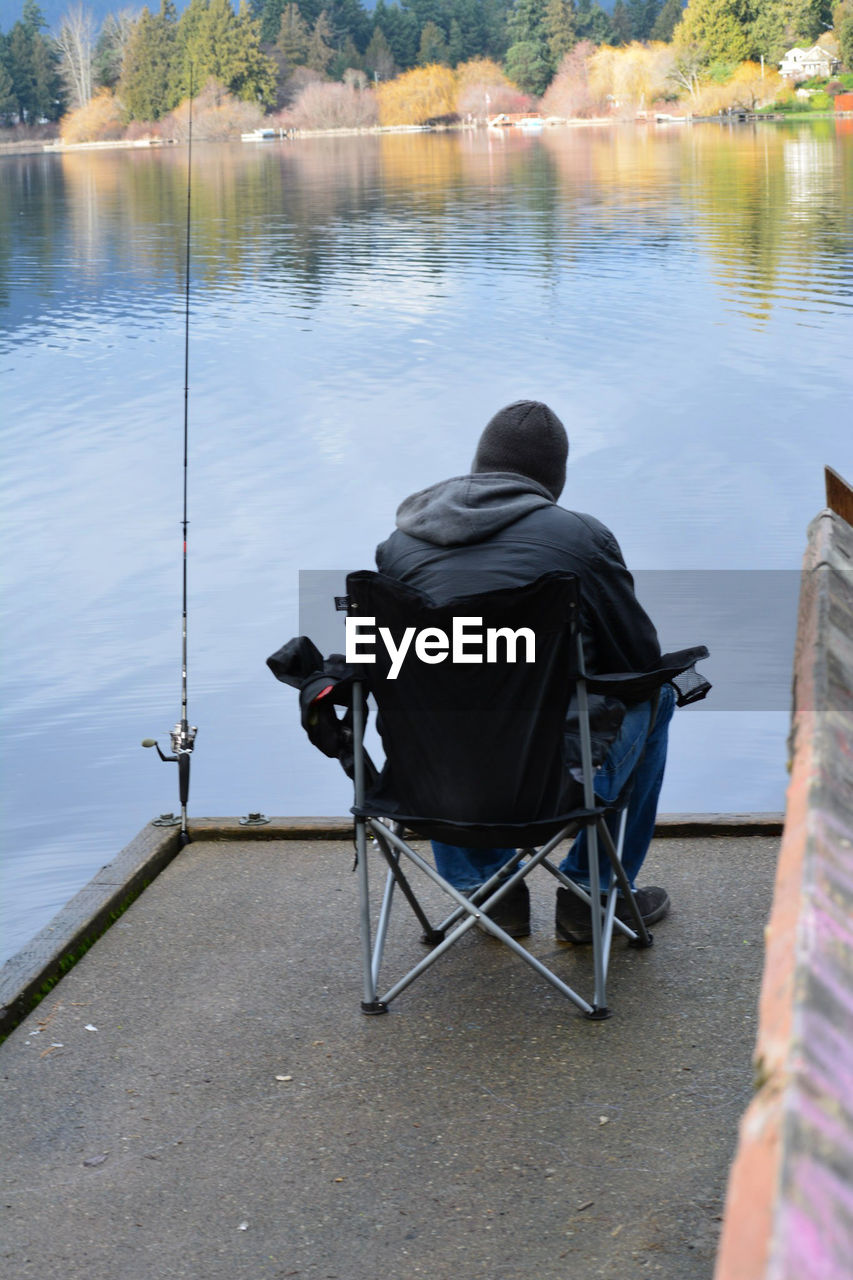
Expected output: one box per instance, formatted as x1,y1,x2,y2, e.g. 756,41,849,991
1,811,782,1040
714,507,853,1280
0,824,182,1040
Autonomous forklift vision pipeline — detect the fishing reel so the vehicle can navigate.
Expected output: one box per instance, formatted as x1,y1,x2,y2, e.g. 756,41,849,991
142,722,198,842
141,721,198,761
171,722,198,755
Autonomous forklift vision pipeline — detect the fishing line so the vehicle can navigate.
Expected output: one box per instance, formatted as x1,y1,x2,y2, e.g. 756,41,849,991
142,70,198,846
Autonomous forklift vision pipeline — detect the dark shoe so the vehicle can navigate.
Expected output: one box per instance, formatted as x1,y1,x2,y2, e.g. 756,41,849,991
555,886,594,944
615,886,670,927
555,885,670,944
478,880,530,939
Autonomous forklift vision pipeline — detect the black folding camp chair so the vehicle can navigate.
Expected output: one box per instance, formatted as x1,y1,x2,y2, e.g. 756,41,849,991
333,569,709,1020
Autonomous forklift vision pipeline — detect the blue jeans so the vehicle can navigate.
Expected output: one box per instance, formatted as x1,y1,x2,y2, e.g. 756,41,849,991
431,684,676,894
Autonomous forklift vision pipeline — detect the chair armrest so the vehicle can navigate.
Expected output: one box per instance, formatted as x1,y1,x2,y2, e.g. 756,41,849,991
584,646,711,707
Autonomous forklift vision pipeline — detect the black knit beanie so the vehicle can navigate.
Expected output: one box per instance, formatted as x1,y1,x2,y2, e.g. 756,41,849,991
471,400,568,501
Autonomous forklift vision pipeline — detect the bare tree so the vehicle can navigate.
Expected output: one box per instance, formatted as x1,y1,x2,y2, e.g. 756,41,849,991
55,4,96,110
95,9,139,90
667,42,705,101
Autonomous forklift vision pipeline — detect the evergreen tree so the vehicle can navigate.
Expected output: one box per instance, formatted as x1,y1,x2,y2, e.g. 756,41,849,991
676,0,758,63
839,1,853,69
507,0,549,46
364,24,396,77
545,0,576,65
329,32,362,76
183,0,238,84
325,0,371,53
417,18,450,62
611,0,633,41
258,0,287,44
373,0,419,69
5,1,62,120
0,49,17,121
305,10,334,70
405,0,443,33
119,1,179,119
94,11,137,89
233,0,278,98
32,28,61,116
175,0,208,83
750,0,831,64
177,0,277,103
22,0,47,36
276,1,310,65
651,0,684,40
504,36,551,89
454,0,490,61
505,0,552,86
628,0,662,37
294,0,325,27
574,0,612,43
482,0,513,58
447,16,464,63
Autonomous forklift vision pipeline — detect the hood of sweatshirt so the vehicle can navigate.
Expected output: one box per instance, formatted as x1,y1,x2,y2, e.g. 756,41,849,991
393,472,554,548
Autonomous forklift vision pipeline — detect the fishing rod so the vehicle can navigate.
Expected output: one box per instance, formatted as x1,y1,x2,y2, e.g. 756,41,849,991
142,73,198,846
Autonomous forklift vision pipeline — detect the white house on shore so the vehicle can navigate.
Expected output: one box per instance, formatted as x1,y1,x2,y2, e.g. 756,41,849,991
779,44,841,79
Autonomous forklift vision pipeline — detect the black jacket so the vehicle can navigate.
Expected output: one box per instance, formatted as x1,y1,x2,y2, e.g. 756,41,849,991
376,472,662,682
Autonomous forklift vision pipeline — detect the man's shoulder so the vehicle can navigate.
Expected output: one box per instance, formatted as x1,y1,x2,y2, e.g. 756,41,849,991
517,504,616,547
376,505,620,578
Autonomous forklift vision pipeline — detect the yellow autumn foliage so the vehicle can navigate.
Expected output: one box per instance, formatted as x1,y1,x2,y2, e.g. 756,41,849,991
455,58,511,92
691,62,787,114
723,61,786,109
588,42,675,112
60,89,126,144
454,57,530,118
375,64,457,126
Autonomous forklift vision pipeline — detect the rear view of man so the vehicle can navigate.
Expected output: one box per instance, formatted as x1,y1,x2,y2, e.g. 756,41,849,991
375,399,674,943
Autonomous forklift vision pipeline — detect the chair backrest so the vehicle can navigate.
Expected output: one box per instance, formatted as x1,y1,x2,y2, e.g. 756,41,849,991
345,570,582,833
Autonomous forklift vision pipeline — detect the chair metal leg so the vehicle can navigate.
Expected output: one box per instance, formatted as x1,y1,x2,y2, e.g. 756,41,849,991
434,846,528,934
355,817,386,1014
599,806,626,983
372,866,397,990
596,820,653,949
371,822,595,1016
576,648,611,1018
352,681,387,1015
370,823,445,945
542,857,637,941
587,820,609,1018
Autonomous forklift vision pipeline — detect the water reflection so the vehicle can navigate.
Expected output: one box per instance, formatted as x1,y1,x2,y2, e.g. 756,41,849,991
1,122,851,964
2,124,850,332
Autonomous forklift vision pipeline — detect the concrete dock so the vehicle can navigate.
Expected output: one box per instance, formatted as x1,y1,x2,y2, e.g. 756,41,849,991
6,485,853,1278
1,827,778,1280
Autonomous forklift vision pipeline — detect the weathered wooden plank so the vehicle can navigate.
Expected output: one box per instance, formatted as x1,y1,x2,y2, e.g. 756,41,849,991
825,464,853,527
715,509,853,1280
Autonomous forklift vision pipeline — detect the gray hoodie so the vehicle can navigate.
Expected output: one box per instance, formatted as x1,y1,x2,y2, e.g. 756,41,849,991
376,471,662,679
392,473,555,547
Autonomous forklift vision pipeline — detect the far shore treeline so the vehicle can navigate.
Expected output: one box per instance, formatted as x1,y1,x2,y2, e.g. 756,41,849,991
1,0,852,141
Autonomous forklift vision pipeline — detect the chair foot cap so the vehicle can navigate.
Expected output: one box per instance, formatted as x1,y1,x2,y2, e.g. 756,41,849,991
628,931,654,949
585,1006,612,1021
420,928,446,947
361,1000,388,1016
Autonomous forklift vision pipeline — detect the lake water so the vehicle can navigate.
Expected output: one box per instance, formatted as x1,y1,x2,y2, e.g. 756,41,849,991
1,121,851,964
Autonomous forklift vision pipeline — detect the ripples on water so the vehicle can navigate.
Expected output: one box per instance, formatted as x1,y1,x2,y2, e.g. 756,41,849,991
1,122,851,961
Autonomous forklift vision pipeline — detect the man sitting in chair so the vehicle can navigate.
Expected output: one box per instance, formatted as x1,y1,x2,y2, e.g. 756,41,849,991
375,399,673,945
